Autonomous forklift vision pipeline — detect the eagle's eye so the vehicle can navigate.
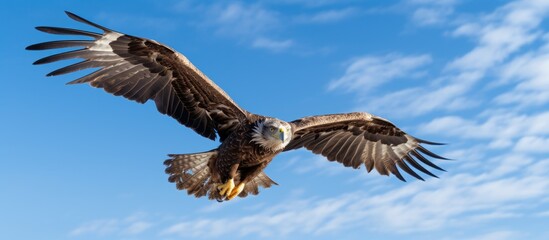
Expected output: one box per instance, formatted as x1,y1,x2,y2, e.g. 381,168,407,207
269,127,275,132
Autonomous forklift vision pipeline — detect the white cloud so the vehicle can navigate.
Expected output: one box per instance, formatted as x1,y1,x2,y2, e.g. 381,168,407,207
407,0,457,5
514,136,549,153
252,37,294,51
357,70,482,117
295,8,358,23
495,90,549,107
185,1,294,51
329,54,431,92
70,219,119,236
493,35,549,107
123,221,153,235
407,0,457,26
448,0,549,71
266,0,348,8
419,111,549,148
161,197,357,238
69,213,152,237
411,7,453,26
206,2,279,38
469,230,522,240
538,210,549,217
447,25,539,72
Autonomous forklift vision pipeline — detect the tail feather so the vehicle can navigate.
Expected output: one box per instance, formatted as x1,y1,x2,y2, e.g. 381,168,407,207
164,150,221,199
164,149,278,201
240,172,278,198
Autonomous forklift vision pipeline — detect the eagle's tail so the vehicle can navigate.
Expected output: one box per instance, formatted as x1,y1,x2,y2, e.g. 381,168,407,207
164,149,221,200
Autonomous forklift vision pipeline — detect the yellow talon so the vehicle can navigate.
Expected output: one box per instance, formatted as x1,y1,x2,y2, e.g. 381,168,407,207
227,182,245,200
217,178,235,197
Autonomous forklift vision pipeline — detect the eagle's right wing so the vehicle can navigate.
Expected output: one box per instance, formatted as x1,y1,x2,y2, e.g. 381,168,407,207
27,11,248,141
285,112,447,181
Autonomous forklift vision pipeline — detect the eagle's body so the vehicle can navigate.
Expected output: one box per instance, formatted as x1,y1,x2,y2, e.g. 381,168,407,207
28,12,447,201
168,115,292,201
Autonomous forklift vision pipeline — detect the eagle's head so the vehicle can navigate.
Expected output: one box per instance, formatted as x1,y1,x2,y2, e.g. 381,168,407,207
251,118,293,151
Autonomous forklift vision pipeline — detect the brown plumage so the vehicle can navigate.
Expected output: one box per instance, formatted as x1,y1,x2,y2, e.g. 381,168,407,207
27,12,447,202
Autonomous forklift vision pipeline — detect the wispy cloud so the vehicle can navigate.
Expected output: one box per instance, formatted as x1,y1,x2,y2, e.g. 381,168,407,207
69,213,152,237
295,8,358,23
469,230,522,240
70,219,119,236
252,37,294,51
205,2,279,38
328,54,431,92
514,136,549,153
406,0,458,26
161,196,353,238
266,0,354,8
494,34,549,107
177,1,294,51
419,111,549,148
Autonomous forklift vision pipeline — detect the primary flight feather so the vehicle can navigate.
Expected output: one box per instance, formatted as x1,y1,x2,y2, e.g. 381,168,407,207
27,12,447,201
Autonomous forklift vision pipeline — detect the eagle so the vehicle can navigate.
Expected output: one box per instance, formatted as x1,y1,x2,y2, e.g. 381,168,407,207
27,12,446,201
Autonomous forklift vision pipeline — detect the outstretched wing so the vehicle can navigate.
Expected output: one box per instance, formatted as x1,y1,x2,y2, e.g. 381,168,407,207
285,112,447,181
26,11,247,141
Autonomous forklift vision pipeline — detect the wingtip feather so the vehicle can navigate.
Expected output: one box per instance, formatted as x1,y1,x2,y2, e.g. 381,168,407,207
417,145,450,160
25,43,41,51
64,10,112,32
416,138,447,145
35,26,48,32
64,11,80,21
65,80,80,85
33,57,50,65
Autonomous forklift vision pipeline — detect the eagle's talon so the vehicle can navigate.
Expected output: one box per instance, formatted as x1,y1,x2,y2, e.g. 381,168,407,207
217,178,235,197
227,183,245,200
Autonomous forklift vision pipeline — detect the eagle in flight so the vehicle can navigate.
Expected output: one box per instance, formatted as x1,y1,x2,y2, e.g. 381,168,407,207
27,12,446,201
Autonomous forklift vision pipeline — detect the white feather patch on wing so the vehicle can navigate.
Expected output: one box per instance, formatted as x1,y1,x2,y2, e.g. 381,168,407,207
89,32,123,52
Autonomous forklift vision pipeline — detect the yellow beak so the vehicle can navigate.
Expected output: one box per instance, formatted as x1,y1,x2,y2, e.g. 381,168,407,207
279,128,285,141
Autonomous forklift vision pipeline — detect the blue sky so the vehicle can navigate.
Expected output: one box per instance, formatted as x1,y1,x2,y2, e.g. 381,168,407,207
2,0,549,239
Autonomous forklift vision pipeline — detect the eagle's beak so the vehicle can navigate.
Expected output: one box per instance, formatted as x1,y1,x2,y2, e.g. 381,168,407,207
279,128,285,142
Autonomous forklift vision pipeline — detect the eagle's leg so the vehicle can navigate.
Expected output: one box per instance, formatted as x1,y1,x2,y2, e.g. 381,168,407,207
227,182,245,200
226,162,268,200
217,178,235,196
217,162,239,199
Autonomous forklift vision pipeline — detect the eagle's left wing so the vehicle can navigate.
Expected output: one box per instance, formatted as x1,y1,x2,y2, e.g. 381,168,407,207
284,112,447,181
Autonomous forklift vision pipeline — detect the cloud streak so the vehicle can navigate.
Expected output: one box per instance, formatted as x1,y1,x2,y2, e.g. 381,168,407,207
419,111,549,148
329,54,432,92
407,0,458,26
295,8,358,23
206,2,279,38
252,37,294,51
69,213,152,237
